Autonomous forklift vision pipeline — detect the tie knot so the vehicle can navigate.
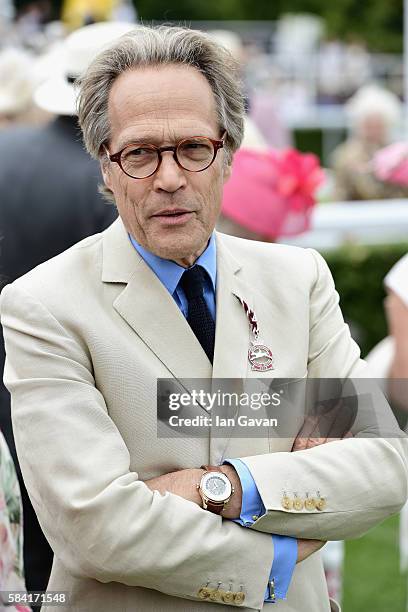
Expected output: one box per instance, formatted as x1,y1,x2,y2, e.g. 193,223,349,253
180,265,207,300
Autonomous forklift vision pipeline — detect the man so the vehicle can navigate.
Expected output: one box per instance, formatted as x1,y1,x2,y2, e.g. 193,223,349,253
1,25,407,612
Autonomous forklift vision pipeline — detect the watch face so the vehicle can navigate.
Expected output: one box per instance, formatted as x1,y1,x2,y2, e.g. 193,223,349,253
202,472,232,502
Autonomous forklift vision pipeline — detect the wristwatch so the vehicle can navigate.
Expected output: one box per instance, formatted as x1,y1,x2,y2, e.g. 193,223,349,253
197,465,234,515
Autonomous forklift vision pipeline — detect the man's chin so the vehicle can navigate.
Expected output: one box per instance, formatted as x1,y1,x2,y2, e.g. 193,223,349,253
149,236,208,265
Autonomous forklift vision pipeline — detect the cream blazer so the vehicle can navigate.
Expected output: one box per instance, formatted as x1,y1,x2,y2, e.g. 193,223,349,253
1,218,407,612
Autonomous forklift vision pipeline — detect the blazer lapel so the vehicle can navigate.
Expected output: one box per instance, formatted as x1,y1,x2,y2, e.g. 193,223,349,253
212,234,252,380
102,219,212,381
210,235,269,462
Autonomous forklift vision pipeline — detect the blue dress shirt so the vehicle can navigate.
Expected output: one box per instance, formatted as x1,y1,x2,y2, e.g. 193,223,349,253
129,232,297,603
225,459,297,603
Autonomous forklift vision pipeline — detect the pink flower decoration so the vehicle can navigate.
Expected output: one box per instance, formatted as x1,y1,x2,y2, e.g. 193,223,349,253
273,149,325,210
222,147,324,239
372,142,408,187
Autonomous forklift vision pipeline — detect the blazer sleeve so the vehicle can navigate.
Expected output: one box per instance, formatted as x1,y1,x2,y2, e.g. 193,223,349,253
0,282,273,610
239,248,408,541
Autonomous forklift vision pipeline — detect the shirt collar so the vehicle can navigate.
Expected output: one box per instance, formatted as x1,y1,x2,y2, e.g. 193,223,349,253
128,232,217,295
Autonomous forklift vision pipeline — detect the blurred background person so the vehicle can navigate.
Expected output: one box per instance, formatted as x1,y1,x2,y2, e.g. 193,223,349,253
364,151,408,603
0,430,30,612
248,72,292,150
365,144,408,413
317,37,372,105
206,28,280,152
0,21,134,597
330,84,407,201
384,257,408,414
365,254,408,602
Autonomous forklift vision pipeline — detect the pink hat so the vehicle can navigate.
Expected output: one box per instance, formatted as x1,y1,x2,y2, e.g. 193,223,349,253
372,142,408,187
222,148,324,239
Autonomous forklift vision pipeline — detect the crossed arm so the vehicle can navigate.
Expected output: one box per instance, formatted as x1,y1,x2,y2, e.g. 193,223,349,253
143,429,347,564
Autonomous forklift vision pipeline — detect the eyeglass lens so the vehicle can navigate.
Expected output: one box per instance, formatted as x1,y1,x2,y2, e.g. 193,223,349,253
120,137,215,178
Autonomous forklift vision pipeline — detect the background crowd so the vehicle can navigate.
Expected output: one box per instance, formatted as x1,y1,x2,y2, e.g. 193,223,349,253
0,1,407,611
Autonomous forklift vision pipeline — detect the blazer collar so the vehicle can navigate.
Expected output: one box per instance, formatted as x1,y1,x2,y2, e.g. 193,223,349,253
101,217,141,283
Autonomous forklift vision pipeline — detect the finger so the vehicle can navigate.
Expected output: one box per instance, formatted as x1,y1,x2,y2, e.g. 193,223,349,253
292,416,319,451
306,437,333,449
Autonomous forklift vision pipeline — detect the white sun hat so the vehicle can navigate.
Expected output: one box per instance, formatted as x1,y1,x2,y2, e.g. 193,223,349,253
34,21,136,116
0,47,36,116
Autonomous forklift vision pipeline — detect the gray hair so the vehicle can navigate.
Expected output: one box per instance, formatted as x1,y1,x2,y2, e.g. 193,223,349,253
77,25,245,199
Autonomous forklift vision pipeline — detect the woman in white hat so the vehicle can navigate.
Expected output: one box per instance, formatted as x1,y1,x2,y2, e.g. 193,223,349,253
331,84,408,201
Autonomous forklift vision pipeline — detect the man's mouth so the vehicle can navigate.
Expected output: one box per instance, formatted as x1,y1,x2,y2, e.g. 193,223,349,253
153,208,192,217
152,209,194,225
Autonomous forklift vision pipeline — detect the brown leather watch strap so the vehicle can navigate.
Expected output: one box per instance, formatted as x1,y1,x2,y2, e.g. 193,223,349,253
205,500,224,514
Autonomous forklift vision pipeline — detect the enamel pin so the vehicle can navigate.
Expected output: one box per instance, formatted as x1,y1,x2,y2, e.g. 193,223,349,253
239,298,274,371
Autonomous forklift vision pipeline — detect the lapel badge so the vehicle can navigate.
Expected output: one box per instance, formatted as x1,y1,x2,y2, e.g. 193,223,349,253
248,343,274,372
239,298,274,371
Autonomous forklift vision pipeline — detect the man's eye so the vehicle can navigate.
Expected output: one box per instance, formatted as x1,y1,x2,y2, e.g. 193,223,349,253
183,142,208,150
128,148,152,156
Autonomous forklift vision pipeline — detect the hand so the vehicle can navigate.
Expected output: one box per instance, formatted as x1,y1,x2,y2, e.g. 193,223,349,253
144,465,243,519
296,539,326,563
292,398,354,452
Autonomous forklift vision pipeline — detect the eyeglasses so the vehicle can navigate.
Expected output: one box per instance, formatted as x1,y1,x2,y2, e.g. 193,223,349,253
106,134,226,179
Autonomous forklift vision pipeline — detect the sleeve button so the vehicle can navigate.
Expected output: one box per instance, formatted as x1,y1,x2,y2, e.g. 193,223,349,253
222,591,235,604
209,589,223,602
305,498,316,511
198,587,211,599
281,495,293,510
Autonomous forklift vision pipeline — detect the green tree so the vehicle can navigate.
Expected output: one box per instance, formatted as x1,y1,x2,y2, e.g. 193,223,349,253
135,0,403,52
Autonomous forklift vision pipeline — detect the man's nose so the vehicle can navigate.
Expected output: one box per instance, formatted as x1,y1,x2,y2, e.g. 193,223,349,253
152,151,187,192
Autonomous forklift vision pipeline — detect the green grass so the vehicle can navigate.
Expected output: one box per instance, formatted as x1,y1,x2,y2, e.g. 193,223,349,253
343,515,406,612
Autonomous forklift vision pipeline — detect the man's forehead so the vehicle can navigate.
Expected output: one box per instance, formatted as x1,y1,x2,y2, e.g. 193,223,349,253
107,65,219,147
109,65,216,110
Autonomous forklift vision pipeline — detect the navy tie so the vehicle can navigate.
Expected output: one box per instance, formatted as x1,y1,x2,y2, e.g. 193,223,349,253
180,265,215,364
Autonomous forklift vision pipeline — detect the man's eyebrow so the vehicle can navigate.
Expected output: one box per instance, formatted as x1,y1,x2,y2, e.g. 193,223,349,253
119,135,162,148
116,133,209,149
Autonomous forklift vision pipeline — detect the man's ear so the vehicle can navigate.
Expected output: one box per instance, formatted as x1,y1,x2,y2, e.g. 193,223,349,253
99,150,114,191
223,162,232,183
